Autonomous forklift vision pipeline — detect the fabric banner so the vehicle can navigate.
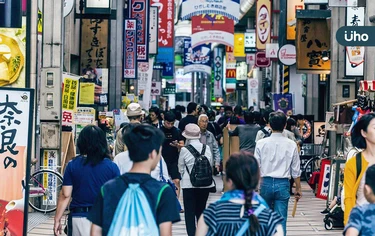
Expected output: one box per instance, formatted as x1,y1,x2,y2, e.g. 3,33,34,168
149,7,158,54
138,57,154,109
181,0,240,22
287,0,304,40
213,47,223,98
183,38,211,74
0,88,34,236
191,14,234,48
151,0,174,48
128,0,149,61
256,0,272,50
124,19,137,79
273,93,293,114
62,74,79,126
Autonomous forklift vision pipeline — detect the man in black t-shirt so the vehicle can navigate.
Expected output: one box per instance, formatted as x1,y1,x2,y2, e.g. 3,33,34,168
178,102,199,132
88,125,180,235
160,112,184,199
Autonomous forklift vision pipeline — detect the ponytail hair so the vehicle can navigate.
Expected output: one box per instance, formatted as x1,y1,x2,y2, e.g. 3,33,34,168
226,151,261,235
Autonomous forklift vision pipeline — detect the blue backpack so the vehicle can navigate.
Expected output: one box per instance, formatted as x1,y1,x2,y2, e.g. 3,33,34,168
107,176,169,236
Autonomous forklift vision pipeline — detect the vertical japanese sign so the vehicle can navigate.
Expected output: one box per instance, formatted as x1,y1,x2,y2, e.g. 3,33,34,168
226,46,236,93
80,19,108,70
0,88,34,236
245,31,256,53
183,38,212,74
287,0,304,40
234,33,246,57
296,19,330,72
149,7,158,55
213,47,223,98
191,14,234,48
138,57,154,109
129,0,149,61
62,75,79,126
124,19,137,79
42,150,57,206
256,0,271,50
345,7,365,77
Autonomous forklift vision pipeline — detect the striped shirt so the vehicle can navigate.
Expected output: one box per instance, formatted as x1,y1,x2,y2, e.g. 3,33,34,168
203,201,283,236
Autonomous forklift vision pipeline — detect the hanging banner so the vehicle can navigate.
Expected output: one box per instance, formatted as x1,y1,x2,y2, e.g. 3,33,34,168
296,19,331,72
181,0,240,22
256,0,272,50
138,57,154,109
156,47,174,78
248,78,259,110
236,62,247,80
287,0,305,40
129,0,149,61
80,19,108,70
149,7,158,55
191,14,234,48
183,38,211,74
273,93,293,114
226,46,236,64
124,19,137,79
345,7,365,77
62,74,79,126
213,47,223,98
176,68,192,93
0,88,34,236
245,31,256,53
234,33,246,57
151,0,174,48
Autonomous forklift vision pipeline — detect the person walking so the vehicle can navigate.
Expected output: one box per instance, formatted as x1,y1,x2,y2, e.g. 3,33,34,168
88,125,180,235
179,124,214,236
227,111,260,154
254,111,302,234
196,151,284,236
148,106,163,129
343,113,375,225
54,125,120,236
178,102,200,132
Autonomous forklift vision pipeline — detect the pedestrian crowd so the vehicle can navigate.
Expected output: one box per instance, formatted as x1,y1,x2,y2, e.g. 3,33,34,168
53,102,375,236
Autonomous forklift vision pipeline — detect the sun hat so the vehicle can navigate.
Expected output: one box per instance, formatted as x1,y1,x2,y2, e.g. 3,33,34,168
125,103,143,117
182,123,201,139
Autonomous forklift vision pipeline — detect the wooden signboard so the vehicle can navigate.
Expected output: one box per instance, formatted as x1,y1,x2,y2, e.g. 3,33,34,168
61,131,76,174
223,125,240,191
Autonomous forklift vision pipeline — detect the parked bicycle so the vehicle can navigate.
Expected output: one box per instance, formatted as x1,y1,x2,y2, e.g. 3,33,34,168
23,159,64,213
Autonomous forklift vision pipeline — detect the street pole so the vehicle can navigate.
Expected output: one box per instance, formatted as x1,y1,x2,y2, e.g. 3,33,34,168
365,0,375,81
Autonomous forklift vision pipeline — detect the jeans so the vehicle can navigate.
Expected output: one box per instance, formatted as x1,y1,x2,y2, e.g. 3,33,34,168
260,177,290,235
182,188,210,236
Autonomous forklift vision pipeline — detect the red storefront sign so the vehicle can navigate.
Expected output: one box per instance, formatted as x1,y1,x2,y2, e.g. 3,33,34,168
129,0,149,61
255,51,271,68
191,14,234,48
124,19,137,79
151,0,174,48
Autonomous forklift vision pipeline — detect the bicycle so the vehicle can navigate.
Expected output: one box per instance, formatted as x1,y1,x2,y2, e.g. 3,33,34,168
24,159,64,213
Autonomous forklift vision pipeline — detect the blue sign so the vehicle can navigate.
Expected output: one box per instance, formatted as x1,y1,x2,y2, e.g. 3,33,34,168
183,38,211,75
156,47,174,78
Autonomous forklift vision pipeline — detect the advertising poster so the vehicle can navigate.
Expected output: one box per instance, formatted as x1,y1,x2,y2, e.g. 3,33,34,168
345,7,365,77
42,150,58,206
296,19,331,72
287,0,304,40
181,0,240,22
156,47,174,78
80,19,108,70
248,78,259,110
213,47,223,98
149,7,158,55
183,38,211,74
0,87,34,236
124,19,137,79
234,33,246,57
79,83,95,105
175,68,192,93
80,68,108,105
256,0,271,50
0,17,26,88
62,75,79,126
314,122,325,145
128,0,149,61
74,107,96,125
245,31,256,53
191,14,234,48
317,159,331,200
138,57,154,109
273,93,293,114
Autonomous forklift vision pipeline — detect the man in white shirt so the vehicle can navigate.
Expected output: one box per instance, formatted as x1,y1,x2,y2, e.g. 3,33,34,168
254,111,302,235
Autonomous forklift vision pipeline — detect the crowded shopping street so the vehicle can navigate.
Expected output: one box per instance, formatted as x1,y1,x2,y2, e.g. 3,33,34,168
2,0,375,235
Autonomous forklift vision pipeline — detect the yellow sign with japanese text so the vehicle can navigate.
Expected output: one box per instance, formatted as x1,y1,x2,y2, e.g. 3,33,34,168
234,33,246,57
256,0,271,50
62,77,78,111
287,0,304,40
296,19,331,72
79,83,95,105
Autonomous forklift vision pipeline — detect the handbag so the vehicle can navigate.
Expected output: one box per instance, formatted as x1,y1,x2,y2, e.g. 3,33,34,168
159,159,182,211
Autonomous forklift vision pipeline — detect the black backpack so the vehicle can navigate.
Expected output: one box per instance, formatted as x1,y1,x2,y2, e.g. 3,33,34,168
261,128,272,138
185,145,213,187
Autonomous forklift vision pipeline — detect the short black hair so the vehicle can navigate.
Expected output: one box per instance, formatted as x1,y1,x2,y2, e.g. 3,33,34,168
207,110,216,120
77,125,110,165
234,105,243,116
262,109,274,124
124,124,165,163
224,106,233,113
244,111,255,124
365,164,375,194
286,118,297,131
175,105,181,111
174,110,182,121
180,105,186,113
201,105,209,113
253,111,261,124
296,114,304,121
164,112,176,122
187,102,198,114
269,111,287,132
149,106,160,116
352,113,375,149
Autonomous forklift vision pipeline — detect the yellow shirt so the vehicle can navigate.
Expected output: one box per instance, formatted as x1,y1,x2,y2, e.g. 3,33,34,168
343,153,369,225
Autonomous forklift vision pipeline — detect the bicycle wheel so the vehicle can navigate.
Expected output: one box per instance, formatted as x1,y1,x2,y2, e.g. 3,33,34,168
28,169,63,213
303,157,319,183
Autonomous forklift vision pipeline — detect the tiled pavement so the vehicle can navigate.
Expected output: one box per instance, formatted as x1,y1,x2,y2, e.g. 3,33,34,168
28,176,343,235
